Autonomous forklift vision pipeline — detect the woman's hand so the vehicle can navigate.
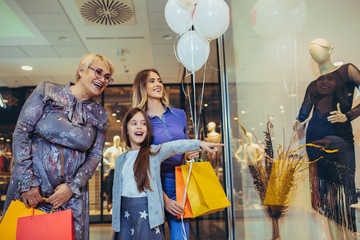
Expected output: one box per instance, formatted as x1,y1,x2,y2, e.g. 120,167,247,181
22,186,43,208
163,192,184,216
186,150,199,160
46,183,73,209
328,103,347,123
293,105,314,131
200,142,225,155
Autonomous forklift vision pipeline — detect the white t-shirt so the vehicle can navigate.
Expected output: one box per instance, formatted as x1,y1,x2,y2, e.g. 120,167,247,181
121,150,147,197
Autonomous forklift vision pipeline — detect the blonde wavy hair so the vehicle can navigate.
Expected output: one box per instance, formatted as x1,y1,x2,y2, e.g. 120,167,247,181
76,53,115,81
131,69,170,110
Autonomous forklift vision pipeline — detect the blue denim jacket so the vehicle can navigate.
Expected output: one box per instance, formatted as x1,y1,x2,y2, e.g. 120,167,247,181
112,139,201,231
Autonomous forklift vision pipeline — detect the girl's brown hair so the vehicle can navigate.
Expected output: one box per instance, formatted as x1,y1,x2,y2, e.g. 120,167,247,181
131,69,171,110
122,107,154,192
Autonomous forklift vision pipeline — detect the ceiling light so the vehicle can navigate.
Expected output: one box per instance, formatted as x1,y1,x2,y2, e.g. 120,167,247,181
241,110,246,114
289,93,297,97
58,36,70,42
21,65,33,71
204,103,208,107
162,35,173,40
105,142,110,145
116,119,120,123
334,61,344,66
279,105,284,109
112,113,116,116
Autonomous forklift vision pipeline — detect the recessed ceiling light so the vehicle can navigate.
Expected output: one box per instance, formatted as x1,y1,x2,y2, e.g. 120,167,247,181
116,119,120,123
21,65,33,71
334,61,344,66
162,34,173,40
58,36,70,42
112,113,116,116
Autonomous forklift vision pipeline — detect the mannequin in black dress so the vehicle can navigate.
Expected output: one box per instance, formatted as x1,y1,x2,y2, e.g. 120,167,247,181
294,38,360,239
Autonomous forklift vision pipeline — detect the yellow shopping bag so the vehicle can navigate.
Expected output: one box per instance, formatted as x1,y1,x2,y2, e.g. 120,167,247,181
0,200,46,240
180,161,231,217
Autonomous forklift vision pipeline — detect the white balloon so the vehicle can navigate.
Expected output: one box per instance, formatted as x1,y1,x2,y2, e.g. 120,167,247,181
264,33,296,70
165,0,192,35
250,0,289,39
283,0,305,10
286,1,307,33
178,0,200,5
193,0,230,40
177,31,210,72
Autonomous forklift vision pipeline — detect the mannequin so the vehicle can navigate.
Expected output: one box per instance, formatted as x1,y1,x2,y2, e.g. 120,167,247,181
205,122,222,173
205,122,221,143
103,135,123,170
294,38,360,239
103,135,123,212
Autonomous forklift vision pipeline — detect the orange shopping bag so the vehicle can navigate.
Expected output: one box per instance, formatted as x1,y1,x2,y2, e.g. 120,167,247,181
16,209,75,240
175,166,194,219
0,200,46,240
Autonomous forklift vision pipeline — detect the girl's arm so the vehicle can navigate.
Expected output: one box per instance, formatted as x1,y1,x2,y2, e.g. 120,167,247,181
153,139,224,162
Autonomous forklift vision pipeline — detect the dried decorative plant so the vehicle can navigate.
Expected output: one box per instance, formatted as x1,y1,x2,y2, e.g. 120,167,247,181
236,119,337,240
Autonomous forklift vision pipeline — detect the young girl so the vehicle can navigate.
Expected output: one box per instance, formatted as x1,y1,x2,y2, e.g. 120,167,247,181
112,108,223,239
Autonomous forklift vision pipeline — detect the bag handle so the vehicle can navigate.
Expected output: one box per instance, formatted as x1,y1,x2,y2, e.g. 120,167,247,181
184,153,202,165
59,146,65,184
30,198,55,216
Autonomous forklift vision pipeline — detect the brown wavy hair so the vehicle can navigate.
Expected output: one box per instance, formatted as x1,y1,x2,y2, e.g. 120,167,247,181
131,69,171,110
122,108,154,192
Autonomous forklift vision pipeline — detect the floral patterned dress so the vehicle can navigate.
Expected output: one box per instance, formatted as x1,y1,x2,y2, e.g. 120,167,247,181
2,82,108,240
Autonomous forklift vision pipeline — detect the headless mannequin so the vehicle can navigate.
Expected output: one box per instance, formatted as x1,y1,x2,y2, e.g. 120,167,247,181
103,135,122,212
243,132,262,161
205,122,222,170
103,135,123,170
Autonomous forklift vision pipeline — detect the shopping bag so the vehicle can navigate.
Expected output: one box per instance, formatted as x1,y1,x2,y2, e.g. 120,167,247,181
0,200,46,240
16,208,75,240
181,161,231,217
175,166,194,219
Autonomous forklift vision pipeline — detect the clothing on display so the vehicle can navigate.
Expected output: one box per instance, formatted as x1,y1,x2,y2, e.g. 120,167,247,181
296,38,360,235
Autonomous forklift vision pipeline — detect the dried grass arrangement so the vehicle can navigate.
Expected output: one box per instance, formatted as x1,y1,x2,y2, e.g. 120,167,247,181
236,119,337,240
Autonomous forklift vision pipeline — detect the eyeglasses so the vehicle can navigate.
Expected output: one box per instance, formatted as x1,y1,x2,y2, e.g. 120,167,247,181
88,66,114,84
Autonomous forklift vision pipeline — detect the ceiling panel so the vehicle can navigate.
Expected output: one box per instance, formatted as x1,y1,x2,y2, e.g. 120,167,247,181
20,46,59,58
0,46,28,58
14,0,63,13
53,45,87,58
27,13,74,32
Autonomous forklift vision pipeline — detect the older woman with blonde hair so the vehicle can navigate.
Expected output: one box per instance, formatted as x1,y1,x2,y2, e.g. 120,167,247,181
2,53,114,240
131,68,198,240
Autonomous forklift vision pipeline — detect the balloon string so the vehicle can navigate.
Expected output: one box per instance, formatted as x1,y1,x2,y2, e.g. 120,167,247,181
205,40,219,71
195,52,208,136
173,34,182,63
